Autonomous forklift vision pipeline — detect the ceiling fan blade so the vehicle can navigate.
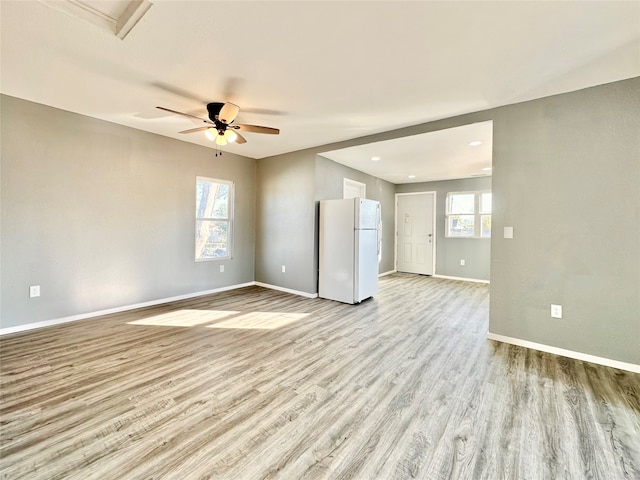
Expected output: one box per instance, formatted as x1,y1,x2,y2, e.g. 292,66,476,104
234,131,247,144
219,102,240,124
151,82,208,104
234,124,280,135
241,107,287,116
179,126,212,134
156,106,212,124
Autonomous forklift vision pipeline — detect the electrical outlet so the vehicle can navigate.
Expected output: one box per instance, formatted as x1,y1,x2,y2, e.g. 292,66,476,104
219,264,224,273
551,304,562,319
29,285,40,298
282,265,286,273
460,259,465,266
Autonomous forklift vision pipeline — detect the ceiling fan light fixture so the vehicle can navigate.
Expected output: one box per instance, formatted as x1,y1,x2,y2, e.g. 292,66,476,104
204,128,217,141
215,135,228,146
225,130,238,143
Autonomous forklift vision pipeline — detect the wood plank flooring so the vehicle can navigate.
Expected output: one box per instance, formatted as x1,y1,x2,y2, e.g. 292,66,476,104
1,274,639,479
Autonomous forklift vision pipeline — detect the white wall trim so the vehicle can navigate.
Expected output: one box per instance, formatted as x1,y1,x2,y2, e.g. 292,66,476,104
0,282,255,336
343,178,366,199
1,281,322,336
433,274,490,284
254,282,318,299
487,332,640,374
378,270,396,277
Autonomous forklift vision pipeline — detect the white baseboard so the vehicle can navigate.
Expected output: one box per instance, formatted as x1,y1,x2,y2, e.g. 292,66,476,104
433,274,490,284
253,282,318,299
0,282,255,336
487,332,640,374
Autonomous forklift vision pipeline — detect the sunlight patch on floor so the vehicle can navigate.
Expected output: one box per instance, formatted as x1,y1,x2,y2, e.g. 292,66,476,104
206,311,310,330
127,310,309,330
127,310,239,327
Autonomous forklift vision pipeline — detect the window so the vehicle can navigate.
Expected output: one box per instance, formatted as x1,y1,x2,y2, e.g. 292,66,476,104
479,192,492,238
446,191,491,238
195,177,233,260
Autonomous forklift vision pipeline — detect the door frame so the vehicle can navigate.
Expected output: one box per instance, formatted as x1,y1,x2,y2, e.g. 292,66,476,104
343,178,366,199
395,191,437,275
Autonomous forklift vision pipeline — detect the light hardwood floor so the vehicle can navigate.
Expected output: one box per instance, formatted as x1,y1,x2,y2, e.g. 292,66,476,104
1,274,639,479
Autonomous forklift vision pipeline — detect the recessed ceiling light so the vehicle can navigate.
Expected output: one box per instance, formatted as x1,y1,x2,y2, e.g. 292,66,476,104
482,167,492,171
469,141,482,146
408,175,416,179
371,156,381,161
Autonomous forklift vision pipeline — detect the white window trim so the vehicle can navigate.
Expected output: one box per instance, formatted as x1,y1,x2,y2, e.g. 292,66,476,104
195,176,234,261
445,190,491,239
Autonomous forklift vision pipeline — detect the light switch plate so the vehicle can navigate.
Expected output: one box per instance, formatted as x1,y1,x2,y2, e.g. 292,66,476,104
29,285,41,298
504,226,514,239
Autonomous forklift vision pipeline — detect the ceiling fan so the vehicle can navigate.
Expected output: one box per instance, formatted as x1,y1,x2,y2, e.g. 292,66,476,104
156,102,280,146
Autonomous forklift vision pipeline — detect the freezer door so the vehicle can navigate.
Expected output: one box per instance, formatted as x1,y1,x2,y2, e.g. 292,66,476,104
356,198,380,230
354,228,379,302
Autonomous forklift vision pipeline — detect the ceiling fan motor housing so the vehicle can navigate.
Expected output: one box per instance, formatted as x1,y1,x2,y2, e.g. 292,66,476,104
206,102,229,134
206,102,224,122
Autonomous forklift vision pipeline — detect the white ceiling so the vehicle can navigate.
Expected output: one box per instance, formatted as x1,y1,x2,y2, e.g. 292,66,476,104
2,1,639,181
320,121,493,184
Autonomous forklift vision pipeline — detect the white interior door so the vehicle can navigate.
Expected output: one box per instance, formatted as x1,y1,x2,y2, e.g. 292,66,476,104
396,192,435,275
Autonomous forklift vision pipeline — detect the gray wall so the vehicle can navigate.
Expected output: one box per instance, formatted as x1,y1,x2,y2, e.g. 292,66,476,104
254,152,316,293
489,78,640,365
397,176,492,281
1,95,256,329
253,152,395,295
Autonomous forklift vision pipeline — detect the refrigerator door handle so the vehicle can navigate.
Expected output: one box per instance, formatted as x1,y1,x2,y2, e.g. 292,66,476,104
377,203,382,257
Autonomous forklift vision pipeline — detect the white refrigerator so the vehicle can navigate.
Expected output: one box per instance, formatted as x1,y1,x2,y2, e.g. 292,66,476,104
319,198,381,304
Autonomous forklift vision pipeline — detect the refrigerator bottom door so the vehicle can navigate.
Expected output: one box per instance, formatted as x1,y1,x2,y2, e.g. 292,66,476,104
355,229,379,302
319,199,355,304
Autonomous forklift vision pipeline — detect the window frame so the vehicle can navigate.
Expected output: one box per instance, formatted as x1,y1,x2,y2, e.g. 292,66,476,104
195,176,234,262
445,190,491,239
